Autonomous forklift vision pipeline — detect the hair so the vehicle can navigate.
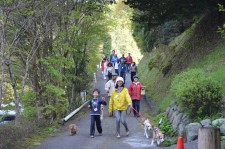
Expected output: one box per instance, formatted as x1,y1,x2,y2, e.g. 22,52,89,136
108,62,112,67
93,89,100,94
132,62,136,66
115,82,125,88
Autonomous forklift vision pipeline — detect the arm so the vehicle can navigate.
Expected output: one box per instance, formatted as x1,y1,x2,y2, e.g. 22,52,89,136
108,93,114,113
105,80,110,93
128,84,133,95
100,98,107,106
125,89,132,106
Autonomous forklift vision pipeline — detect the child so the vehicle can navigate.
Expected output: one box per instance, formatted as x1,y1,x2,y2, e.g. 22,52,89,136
88,89,107,138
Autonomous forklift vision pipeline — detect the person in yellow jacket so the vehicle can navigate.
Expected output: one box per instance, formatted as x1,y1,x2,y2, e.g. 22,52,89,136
108,76,132,138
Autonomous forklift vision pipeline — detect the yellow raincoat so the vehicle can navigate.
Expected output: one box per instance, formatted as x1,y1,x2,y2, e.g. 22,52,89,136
108,88,132,112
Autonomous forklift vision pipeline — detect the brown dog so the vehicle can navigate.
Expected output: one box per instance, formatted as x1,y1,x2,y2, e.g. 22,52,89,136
69,124,78,136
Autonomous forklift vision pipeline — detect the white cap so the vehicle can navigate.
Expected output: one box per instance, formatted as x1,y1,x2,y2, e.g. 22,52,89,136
116,77,124,83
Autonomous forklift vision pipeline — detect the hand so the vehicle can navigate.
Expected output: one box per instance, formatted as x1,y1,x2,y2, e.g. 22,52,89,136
106,90,109,93
102,97,106,101
109,112,113,117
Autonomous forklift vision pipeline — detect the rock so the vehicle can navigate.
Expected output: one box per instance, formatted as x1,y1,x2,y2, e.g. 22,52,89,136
181,114,190,125
212,119,225,126
172,113,183,130
186,123,201,142
178,123,186,137
219,124,225,136
171,111,178,122
168,107,175,121
200,119,212,127
166,107,171,118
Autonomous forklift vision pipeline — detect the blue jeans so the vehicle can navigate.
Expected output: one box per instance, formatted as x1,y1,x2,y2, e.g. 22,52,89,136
114,110,129,134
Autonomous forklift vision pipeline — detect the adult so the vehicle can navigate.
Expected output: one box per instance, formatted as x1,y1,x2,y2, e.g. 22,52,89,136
105,72,118,106
126,53,133,72
103,58,109,80
105,62,114,81
129,62,137,82
118,59,127,84
109,50,115,62
108,77,132,138
119,54,126,63
111,54,119,66
128,75,144,117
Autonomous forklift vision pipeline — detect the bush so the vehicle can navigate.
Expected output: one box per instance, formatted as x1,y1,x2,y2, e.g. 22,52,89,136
170,69,223,119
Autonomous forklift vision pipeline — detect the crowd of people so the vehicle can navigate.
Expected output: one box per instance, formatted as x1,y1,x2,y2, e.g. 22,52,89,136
101,50,137,84
88,50,145,138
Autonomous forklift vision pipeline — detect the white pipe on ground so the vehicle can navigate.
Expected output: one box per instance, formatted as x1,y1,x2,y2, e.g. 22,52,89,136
63,100,90,122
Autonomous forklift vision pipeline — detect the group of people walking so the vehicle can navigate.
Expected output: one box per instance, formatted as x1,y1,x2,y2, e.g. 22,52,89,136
101,50,138,83
88,50,144,138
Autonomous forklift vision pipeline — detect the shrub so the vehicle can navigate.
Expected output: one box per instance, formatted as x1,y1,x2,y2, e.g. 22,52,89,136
170,69,223,119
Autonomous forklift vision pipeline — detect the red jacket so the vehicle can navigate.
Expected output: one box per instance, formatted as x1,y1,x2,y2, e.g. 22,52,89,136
126,56,133,64
128,82,143,100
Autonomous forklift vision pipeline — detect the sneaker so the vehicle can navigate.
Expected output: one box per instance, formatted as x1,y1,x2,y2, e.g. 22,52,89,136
116,134,120,138
90,135,94,138
126,131,129,136
99,133,102,136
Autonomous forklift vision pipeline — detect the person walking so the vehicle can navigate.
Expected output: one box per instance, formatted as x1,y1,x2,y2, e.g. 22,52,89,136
130,62,137,82
118,59,127,84
126,53,133,72
105,72,118,101
105,62,114,81
128,75,144,117
108,77,132,138
88,89,107,138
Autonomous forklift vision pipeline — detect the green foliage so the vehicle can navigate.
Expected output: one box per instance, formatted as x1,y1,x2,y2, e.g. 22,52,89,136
153,112,177,137
2,82,14,103
148,54,159,70
170,69,223,119
218,4,225,38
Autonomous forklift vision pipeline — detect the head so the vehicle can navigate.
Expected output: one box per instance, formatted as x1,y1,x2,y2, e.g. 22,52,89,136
112,50,115,54
122,54,124,57
112,73,118,81
108,62,112,67
133,75,139,82
115,77,124,88
93,89,100,98
131,62,136,66
144,119,153,130
128,53,131,56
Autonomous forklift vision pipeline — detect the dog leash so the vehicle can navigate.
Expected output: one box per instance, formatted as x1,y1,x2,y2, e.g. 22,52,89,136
129,105,146,120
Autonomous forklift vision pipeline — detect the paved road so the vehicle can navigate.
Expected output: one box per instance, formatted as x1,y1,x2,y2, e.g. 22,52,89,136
28,69,199,149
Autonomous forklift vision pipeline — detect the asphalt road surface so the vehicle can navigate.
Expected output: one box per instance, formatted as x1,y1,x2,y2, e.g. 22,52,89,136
28,69,199,149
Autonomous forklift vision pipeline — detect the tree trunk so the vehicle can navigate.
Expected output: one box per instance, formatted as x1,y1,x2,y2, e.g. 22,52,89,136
198,127,221,149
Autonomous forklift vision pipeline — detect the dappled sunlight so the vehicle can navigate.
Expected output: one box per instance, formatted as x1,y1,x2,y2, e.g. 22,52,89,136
107,1,143,64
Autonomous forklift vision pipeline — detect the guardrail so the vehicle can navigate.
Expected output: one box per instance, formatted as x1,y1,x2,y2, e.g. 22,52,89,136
63,100,90,122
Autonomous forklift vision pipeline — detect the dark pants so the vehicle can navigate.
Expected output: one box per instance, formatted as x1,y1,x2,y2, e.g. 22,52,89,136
132,100,140,116
120,72,126,83
131,72,136,82
90,115,102,136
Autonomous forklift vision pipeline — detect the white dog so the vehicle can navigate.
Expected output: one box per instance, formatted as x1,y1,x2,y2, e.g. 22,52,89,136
150,118,165,146
143,118,153,138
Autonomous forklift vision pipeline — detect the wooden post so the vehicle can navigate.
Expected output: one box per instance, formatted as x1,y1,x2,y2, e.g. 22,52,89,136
198,127,220,149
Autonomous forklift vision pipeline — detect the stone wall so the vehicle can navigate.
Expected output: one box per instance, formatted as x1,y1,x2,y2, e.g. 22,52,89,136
166,103,225,142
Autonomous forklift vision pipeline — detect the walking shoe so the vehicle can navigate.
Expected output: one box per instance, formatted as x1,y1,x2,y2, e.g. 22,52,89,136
116,134,120,138
126,131,129,136
90,135,94,138
99,133,102,136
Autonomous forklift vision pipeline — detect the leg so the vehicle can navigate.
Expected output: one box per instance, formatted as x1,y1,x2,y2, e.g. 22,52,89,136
114,110,121,135
120,110,129,132
95,115,102,134
132,100,136,117
136,100,140,114
90,116,95,136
